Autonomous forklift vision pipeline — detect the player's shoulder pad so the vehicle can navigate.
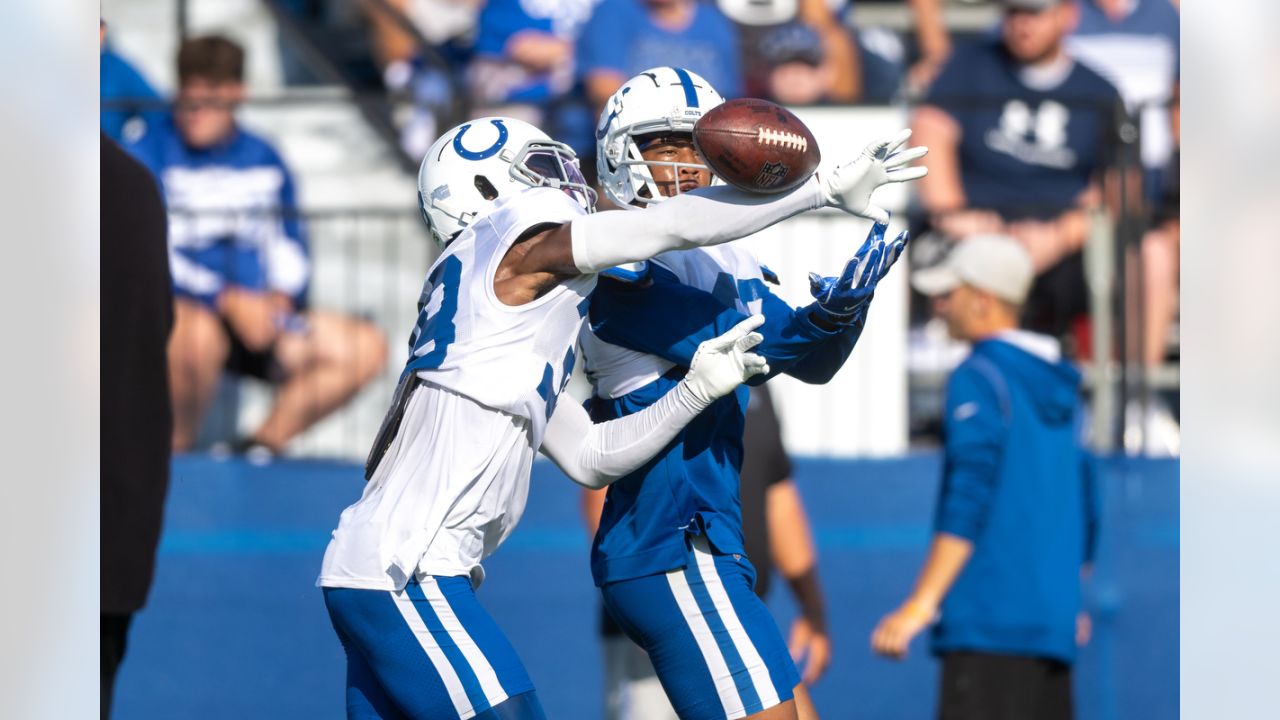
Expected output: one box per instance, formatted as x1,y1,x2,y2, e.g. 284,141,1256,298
599,261,652,284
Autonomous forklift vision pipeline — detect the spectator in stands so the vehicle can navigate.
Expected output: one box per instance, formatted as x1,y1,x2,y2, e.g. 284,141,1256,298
903,0,954,96
468,0,600,154
718,0,860,102
911,0,1122,342
874,235,1098,720
1128,80,1179,452
582,384,831,719
757,22,833,105
1066,0,1179,196
100,17,164,144
128,35,388,460
578,0,743,115
363,0,483,159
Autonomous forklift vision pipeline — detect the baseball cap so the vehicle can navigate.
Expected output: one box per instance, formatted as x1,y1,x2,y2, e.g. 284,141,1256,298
911,234,1035,305
717,0,798,26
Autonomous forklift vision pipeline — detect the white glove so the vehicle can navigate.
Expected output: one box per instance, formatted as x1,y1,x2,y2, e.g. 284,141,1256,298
678,315,770,406
819,129,929,224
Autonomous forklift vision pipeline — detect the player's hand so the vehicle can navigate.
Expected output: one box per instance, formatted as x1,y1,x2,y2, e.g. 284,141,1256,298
789,616,832,685
807,220,910,324
681,315,770,405
871,599,936,660
820,129,928,224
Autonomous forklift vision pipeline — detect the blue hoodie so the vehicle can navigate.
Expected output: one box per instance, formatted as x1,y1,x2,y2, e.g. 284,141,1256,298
930,335,1099,664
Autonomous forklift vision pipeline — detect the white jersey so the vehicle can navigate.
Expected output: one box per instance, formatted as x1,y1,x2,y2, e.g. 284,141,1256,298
406,186,596,447
319,186,594,591
581,244,766,400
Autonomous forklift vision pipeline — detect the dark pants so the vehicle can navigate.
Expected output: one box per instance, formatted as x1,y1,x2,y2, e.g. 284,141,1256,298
938,651,1073,720
101,613,133,719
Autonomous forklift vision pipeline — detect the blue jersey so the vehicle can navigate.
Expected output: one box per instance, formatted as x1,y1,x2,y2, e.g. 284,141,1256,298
926,40,1122,221
100,49,165,144
577,0,743,100
126,116,310,309
582,245,862,586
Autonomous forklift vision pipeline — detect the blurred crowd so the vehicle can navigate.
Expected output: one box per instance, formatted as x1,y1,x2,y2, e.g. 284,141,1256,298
100,0,1180,455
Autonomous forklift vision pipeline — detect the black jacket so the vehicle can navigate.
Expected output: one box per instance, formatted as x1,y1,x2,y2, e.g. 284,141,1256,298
101,133,174,614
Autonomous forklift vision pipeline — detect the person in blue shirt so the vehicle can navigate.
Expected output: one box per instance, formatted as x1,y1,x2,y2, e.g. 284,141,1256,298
578,0,743,117
127,35,388,460
912,0,1122,340
100,18,165,143
469,0,599,154
872,235,1099,720
584,66,929,719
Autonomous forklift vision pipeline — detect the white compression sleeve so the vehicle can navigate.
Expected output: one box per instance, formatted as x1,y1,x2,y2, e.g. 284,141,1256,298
570,175,826,274
539,381,709,489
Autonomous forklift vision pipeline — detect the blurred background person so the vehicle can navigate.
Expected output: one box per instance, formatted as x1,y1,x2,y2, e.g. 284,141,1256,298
101,131,173,719
100,17,164,144
902,0,954,96
578,0,743,117
467,0,600,158
757,22,836,105
582,384,831,720
911,0,1122,346
127,35,388,460
362,0,483,159
718,0,860,102
874,235,1098,720
1066,0,1179,198
1064,0,1180,449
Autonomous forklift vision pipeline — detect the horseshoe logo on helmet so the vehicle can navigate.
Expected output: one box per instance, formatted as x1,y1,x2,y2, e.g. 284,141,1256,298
452,119,509,160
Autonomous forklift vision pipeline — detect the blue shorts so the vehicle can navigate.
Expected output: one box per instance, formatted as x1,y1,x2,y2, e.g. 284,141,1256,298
323,576,545,720
601,535,801,720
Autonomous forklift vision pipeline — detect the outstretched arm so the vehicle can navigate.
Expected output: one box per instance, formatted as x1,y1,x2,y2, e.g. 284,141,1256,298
508,130,928,279
541,316,769,488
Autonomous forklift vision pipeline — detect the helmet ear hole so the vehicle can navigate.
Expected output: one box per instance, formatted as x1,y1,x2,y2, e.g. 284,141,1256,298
474,175,499,200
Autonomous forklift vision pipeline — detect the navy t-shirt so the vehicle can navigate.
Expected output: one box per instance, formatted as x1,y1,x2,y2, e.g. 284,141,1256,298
926,41,1122,221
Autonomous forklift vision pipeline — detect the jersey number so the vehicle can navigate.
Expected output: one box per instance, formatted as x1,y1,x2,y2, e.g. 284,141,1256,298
406,255,462,371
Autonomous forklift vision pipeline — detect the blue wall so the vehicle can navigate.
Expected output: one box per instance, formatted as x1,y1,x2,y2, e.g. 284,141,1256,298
113,454,1177,719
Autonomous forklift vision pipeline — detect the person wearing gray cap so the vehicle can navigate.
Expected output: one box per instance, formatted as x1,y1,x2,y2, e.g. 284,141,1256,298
871,235,1099,720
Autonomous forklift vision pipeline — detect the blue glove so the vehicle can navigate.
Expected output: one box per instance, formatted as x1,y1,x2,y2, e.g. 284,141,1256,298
808,220,910,324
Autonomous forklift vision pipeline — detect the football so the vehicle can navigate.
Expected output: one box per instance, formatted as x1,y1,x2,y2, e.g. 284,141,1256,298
692,98,821,194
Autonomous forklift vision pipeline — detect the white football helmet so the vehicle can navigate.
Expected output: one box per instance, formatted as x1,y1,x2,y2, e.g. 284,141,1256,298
418,116,596,248
595,66,726,209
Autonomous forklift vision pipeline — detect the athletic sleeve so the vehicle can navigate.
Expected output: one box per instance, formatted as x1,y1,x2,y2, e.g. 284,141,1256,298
539,380,711,489
934,364,1008,541
569,176,826,274
588,270,860,385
